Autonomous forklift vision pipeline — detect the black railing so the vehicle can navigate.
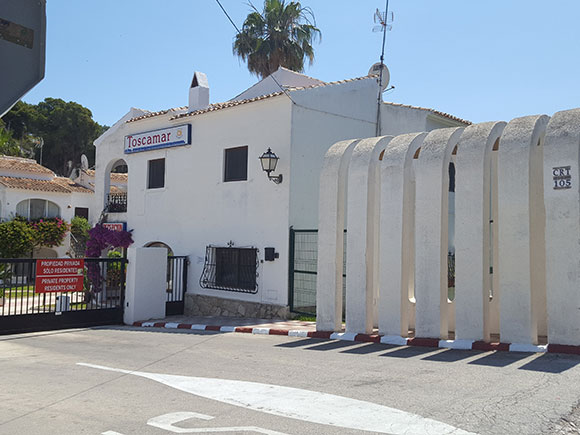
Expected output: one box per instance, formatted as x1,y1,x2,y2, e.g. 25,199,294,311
106,193,127,213
0,257,126,317
166,256,188,316
200,246,259,294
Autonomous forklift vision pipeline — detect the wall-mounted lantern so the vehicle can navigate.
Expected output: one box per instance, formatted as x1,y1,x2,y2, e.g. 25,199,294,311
259,148,283,184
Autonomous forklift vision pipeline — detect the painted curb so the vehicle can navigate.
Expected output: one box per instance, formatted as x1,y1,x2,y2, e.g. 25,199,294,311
131,322,580,355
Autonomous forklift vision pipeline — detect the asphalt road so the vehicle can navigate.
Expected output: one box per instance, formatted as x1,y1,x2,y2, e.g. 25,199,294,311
0,326,579,435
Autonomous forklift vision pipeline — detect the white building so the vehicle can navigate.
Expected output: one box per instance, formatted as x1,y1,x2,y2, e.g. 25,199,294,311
0,155,94,257
94,67,469,318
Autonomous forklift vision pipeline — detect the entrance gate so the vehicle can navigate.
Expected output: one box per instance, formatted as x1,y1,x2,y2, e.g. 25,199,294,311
0,257,127,335
166,256,189,316
288,228,346,316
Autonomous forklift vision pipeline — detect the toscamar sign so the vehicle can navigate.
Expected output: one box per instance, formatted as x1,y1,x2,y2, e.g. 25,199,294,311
124,124,191,154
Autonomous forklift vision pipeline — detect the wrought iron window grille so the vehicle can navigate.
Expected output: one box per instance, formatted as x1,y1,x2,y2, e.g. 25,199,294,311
199,245,259,294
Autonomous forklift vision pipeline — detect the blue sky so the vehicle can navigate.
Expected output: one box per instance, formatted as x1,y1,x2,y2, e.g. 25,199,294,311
22,0,580,127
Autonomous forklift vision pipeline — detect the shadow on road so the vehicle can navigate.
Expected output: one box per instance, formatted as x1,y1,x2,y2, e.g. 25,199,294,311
518,353,580,374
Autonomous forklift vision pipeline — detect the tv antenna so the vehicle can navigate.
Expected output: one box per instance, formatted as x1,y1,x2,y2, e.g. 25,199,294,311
373,0,394,136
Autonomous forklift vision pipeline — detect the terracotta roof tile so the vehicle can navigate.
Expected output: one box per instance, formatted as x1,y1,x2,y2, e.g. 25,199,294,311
126,106,188,123
285,74,379,91
53,177,93,193
0,176,73,193
0,156,54,176
170,92,285,120
84,169,128,183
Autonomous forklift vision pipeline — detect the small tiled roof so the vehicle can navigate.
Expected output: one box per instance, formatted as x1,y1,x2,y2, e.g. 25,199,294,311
126,106,188,123
0,176,73,193
124,73,470,125
53,177,93,193
285,74,379,91
84,169,128,183
383,101,471,126
170,92,285,121
0,156,55,176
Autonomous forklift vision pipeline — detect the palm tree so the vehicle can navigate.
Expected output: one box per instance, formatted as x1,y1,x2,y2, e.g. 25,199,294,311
233,0,321,79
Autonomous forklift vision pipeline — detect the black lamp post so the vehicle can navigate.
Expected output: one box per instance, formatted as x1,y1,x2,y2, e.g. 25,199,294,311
259,147,283,184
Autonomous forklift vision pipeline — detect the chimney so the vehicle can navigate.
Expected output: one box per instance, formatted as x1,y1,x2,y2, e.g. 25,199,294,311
188,71,209,112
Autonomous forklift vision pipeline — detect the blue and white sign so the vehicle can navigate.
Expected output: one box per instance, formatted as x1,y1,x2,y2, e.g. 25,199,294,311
124,124,191,154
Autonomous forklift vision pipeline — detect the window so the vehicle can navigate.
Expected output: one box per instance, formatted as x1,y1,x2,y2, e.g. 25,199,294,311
224,146,248,182
16,199,60,219
199,246,258,293
74,207,89,219
148,158,165,189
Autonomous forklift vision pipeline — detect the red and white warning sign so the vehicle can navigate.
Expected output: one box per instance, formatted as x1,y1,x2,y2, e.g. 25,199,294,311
35,259,84,293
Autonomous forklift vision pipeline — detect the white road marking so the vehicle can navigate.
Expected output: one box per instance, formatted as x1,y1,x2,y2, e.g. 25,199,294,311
102,431,125,435
79,363,477,435
147,411,289,434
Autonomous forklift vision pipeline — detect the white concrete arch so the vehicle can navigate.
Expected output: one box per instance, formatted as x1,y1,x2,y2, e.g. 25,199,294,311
497,115,549,345
454,121,506,343
346,136,393,334
316,139,360,332
543,108,580,346
414,127,464,339
378,132,427,338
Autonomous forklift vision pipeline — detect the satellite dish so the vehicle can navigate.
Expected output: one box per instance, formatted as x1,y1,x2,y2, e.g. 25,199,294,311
368,62,390,91
81,154,89,170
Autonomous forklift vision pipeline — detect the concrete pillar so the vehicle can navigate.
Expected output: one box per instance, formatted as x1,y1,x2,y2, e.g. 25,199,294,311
346,136,392,334
414,127,464,339
316,139,360,332
498,115,549,345
124,247,167,325
544,108,580,346
454,122,506,342
378,132,427,338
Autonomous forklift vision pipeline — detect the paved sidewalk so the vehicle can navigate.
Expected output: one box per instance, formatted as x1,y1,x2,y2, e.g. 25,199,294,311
132,315,580,356
137,315,318,331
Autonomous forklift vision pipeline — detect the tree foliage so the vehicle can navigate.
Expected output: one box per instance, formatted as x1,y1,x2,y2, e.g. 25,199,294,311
0,219,34,258
1,99,108,175
233,0,321,79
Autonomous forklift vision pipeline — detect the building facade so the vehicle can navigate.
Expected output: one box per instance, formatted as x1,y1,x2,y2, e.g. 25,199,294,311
94,68,468,317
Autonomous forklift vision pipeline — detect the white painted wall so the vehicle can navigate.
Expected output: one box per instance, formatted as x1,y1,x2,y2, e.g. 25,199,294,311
96,97,293,307
288,79,377,229
124,246,167,324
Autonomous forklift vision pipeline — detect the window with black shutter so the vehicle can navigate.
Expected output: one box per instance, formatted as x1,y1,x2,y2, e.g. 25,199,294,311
74,207,89,219
224,146,248,182
148,158,165,189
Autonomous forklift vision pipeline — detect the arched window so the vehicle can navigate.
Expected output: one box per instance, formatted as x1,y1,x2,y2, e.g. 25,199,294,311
16,199,61,219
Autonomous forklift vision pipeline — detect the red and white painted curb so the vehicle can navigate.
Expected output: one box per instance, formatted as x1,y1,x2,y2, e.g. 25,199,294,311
132,321,580,355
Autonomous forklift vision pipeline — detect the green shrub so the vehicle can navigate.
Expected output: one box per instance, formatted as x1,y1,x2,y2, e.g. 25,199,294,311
0,219,34,258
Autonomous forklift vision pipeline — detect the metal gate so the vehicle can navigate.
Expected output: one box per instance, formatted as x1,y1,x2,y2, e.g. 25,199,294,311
0,257,127,335
166,256,189,316
288,228,346,316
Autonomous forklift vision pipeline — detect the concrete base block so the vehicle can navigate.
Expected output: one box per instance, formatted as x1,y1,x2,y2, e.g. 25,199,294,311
380,335,408,346
439,339,474,350
330,332,357,341
509,343,548,353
